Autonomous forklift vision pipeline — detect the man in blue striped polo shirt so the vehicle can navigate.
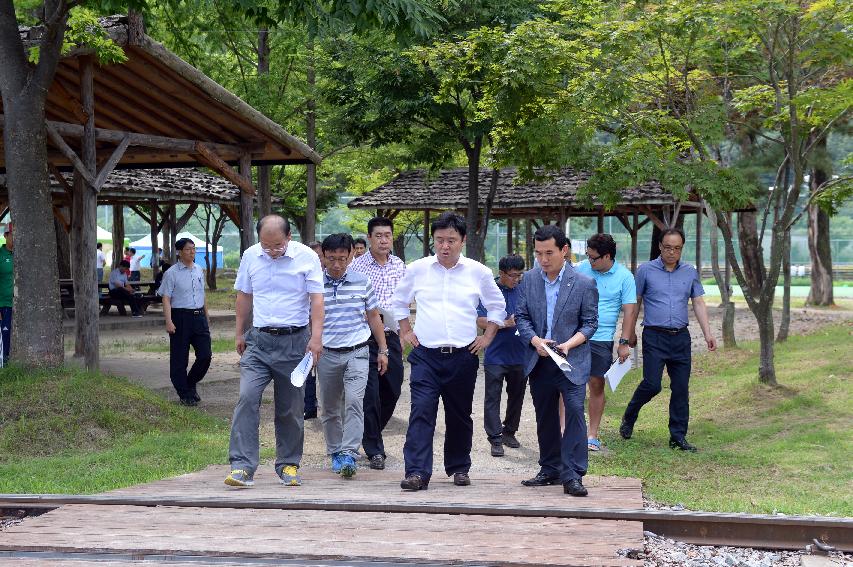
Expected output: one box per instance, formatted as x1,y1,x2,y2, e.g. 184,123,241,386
318,233,389,478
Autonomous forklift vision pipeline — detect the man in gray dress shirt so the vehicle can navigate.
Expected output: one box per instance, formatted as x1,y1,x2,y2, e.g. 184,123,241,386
158,238,211,407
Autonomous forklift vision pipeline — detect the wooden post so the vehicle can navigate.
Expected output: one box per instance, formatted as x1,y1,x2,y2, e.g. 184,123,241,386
149,199,159,276
239,154,255,252
506,218,513,255
631,212,639,273
112,204,124,267
71,55,99,370
695,207,702,275
525,219,533,268
423,209,430,257
597,208,605,234
166,203,177,262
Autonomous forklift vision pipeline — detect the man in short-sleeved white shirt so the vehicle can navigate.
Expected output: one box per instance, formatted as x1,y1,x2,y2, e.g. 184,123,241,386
225,215,324,489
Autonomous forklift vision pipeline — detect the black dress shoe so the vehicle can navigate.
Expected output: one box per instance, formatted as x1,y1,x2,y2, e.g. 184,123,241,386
179,398,197,407
502,433,521,448
619,417,634,439
369,455,385,470
400,474,428,491
191,390,201,402
304,408,317,420
521,472,560,487
563,479,588,497
490,442,504,457
453,472,471,486
669,437,698,452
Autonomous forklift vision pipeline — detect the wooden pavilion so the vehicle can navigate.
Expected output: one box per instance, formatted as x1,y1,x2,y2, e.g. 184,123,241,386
0,14,320,369
348,167,707,272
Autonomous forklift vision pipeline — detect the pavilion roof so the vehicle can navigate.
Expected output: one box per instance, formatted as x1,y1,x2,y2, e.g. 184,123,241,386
1,15,319,173
347,167,694,218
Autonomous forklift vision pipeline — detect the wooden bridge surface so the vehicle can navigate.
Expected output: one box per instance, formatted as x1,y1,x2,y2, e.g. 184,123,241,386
0,466,645,566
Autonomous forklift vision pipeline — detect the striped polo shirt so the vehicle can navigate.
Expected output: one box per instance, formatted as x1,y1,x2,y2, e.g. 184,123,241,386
322,269,379,348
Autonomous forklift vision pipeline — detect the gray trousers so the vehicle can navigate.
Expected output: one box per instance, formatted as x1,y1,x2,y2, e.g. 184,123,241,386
317,345,369,456
229,327,308,475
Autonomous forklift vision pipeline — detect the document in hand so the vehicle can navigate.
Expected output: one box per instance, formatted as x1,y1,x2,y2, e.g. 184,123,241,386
290,352,314,387
542,343,573,375
604,356,632,392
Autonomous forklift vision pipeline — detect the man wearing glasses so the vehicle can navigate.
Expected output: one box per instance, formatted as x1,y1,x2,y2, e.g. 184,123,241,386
575,234,638,453
349,217,407,471
316,233,389,479
226,215,324,488
620,227,716,453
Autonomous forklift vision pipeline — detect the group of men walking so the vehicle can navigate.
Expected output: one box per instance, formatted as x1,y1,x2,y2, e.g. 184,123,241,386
156,210,716,496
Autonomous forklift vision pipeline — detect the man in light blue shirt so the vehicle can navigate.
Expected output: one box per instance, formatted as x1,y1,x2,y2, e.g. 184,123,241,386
575,234,638,452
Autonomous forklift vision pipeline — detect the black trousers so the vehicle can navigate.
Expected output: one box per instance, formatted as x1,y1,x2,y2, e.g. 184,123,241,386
361,332,404,458
529,357,587,482
403,345,478,481
169,309,212,400
623,327,692,439
483,364,527,442
108,287,141,316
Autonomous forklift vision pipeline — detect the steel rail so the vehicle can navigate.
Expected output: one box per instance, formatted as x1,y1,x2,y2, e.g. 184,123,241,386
1,494,851,552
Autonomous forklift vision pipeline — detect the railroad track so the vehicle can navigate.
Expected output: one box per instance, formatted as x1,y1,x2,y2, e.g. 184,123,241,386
2,493,851,553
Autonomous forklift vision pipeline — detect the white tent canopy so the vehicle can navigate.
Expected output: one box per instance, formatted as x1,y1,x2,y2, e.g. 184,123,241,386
128,231,223,252
96,225,112,240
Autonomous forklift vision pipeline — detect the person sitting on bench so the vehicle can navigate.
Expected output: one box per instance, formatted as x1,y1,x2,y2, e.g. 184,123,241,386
108,260,143,318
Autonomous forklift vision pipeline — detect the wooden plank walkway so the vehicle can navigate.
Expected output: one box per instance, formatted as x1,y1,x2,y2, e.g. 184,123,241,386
1,466,645,566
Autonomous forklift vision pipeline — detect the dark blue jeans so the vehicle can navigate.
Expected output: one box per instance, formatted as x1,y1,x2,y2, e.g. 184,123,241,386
403,345,478,481
623,327,692,440
529,357,587,482
362,333,404,458
0,306,11,363
304,369,317,413
169,310,212,399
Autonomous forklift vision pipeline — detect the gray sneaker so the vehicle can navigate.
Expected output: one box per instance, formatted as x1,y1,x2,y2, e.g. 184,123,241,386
224,469,254,487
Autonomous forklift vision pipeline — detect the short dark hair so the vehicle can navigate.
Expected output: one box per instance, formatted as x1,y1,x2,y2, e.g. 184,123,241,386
96,242,102,249
499,254,525,272
119,260,130,268
175,238,194,251
587,233,616,259
129,247,136,254
661,227,686,245
322,233,354,253
533,224,568,250
431,211,466,239
367,217,394,236
354,237,367,247
257,214,291,236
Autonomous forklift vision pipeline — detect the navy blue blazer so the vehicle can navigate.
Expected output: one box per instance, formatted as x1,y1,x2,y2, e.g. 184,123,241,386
515,264,599,385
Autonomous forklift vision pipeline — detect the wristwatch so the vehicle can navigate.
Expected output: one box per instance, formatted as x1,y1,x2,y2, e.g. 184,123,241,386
618,338,630,346
378,349,390,356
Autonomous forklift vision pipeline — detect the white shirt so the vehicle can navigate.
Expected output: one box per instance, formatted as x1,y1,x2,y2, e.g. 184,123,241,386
391,255,506,348
96,249,106,268
129,254,144,271
234,240,324,327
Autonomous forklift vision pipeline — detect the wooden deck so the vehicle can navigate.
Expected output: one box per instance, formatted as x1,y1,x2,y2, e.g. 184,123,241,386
1,466,645,566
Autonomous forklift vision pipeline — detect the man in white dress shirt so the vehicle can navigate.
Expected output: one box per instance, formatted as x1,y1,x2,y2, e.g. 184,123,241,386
225,215,324,488
392,212,506,491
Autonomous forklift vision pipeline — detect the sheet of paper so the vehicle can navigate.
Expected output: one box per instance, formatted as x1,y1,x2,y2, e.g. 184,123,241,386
542,343,573,375
604,355,632,392
290,352,314,387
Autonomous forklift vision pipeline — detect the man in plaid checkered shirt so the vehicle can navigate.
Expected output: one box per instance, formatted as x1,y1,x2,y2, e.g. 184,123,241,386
349,217,407,470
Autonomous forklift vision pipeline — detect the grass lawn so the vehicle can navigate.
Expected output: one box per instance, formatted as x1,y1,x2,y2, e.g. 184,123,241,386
590,324,853,516
0,367,240,494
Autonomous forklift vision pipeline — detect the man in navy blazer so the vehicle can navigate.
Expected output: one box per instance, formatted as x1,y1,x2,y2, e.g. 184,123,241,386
516,225,598,496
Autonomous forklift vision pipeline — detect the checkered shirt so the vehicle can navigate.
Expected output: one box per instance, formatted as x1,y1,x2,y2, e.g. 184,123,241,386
349,250,406,311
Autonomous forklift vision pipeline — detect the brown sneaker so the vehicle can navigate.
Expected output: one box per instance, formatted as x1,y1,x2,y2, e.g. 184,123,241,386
453,472,471,486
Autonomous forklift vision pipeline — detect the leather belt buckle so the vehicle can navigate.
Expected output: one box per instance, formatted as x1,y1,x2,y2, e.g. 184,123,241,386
439,346,454,354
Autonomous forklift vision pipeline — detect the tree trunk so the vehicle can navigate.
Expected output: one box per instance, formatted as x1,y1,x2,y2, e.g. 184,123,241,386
756,303,777,385
777,227,791,342
393,231,406,262
737,210,764,296
304,39,317,243
149,199,159,277
464,140,484,262
239,155,255,252
112,205,124,267
806,137,833,306
649,223,662,261
55,215,71,279
209,210,226,290
706,203,736,348
257,29,272,219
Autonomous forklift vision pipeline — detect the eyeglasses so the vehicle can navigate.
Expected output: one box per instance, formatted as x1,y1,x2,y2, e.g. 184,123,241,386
587,254,602,263
262,246,286,255
661,245,683,252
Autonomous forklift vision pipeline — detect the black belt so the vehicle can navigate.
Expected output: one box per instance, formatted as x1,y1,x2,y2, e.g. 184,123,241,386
645,326,688,335
172,308,205,316
325,340,369,353
258,325,306,336
421,343,473,355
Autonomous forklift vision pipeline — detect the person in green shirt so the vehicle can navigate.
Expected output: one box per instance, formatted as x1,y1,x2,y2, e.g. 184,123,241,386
0,225,14,364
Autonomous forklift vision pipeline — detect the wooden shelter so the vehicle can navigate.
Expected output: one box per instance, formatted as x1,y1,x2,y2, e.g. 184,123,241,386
0,14,319,370
348,167,706,272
